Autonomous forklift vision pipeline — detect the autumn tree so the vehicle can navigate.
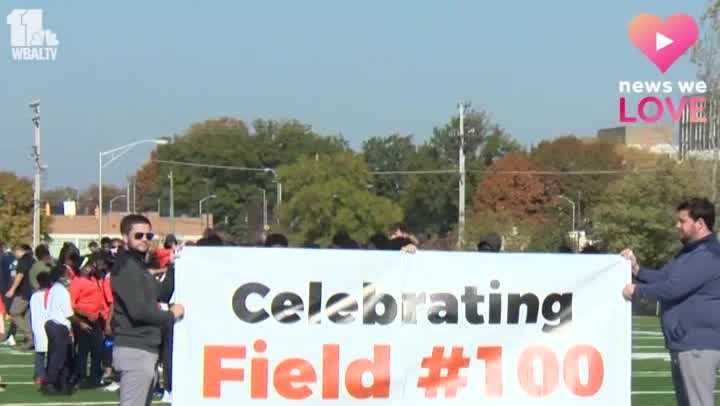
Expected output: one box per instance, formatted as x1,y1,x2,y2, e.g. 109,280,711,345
0,172,50,245
473,152,559,224
530,136,624,227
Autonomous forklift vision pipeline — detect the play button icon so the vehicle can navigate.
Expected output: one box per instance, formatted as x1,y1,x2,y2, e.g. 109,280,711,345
656,32,674,51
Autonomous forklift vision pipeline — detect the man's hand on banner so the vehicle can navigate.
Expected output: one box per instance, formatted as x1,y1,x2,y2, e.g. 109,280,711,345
171,303,186,320
622,283,635,301
401,244,418,254
620,249,640,276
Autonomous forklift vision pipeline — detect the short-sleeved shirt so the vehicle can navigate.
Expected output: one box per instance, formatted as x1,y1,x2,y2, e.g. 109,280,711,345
15,253,35,300
101,274,113,320
155,248,172,268
46,282,73,328
0,253,14,293
69,276,105,321
29,261,51,291
30,289,50,352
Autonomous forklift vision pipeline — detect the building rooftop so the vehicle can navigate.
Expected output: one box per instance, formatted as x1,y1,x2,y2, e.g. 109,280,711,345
49,212,212,240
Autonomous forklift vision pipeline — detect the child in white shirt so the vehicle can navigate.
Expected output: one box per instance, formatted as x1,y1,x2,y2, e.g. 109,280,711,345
29,272,52,384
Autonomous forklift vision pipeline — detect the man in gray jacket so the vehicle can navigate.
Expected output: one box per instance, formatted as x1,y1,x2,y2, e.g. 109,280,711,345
112,215,185,406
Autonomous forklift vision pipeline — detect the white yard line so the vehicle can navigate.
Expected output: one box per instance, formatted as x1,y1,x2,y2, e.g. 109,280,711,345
633,390,720,395
632,353,671,361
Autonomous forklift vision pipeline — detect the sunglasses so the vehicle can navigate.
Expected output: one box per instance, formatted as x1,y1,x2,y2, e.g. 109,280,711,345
133,232,155,241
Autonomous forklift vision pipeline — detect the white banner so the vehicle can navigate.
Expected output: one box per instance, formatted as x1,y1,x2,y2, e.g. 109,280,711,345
173,248,631,406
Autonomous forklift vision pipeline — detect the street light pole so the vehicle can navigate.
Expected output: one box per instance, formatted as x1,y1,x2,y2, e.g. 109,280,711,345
557,195,577,249
169,171,175,235
109,195,127,214
98,139,168,239
30,101,42,249
261,188,267,232
265,168,282,224
199,194,217,233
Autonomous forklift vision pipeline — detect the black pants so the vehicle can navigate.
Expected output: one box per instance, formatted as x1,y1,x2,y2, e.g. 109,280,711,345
45,321,74,390
74,319,103,384
160,320,174,392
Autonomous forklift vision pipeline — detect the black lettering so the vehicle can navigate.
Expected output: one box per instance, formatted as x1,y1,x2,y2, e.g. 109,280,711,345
232,283,270,323
402,293,426,323
309,281,322,324
363,283,397,325
461,287,485,324
507,293,539,324
271,292,304,323
326,293,358,324
542,293,573,332
489,281,502,324
428,293,458,324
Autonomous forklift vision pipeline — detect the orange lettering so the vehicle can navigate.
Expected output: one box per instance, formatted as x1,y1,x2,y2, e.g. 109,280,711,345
323,344,340,399
517,346,559,397
274,358,317,400
564,345,604,397
203,346,245,398
251,340,268,399
345,345,391,399
477,346,503,397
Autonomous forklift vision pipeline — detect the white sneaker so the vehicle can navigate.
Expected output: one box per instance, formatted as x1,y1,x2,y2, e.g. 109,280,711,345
161,391,172,402
2,336,16,347
103,382,120,392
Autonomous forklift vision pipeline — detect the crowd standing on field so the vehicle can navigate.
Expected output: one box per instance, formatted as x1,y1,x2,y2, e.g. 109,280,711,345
0,216,433,403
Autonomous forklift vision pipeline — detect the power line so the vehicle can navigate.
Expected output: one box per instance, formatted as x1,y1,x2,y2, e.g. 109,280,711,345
372,168,658,176
152,160,272,172
151,159,659,177
372,169,457,175
467,169,659,176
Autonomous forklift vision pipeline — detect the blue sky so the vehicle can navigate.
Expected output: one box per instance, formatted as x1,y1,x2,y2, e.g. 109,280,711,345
0,0,708,189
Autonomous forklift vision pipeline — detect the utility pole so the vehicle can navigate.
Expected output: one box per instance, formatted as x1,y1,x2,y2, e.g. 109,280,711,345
456,102,468,250
126,183,131,213
169,171,175,235
132,177,137,213
30,101,42,249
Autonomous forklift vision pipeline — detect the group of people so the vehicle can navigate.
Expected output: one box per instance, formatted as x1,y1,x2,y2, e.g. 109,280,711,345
0,216,183,405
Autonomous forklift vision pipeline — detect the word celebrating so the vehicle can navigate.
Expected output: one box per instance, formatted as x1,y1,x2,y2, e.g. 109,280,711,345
203,341,390,400
417,345,604,399
232,281,572,331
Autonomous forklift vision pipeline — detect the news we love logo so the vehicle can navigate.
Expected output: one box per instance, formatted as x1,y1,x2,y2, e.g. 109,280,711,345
620,13,706,124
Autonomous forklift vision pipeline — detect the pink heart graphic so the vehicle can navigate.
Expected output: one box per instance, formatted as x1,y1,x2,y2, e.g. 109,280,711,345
628,13,699,74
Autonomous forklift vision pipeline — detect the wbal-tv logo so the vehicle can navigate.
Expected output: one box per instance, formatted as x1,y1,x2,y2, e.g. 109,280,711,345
619,13,703,124
6,9,59,61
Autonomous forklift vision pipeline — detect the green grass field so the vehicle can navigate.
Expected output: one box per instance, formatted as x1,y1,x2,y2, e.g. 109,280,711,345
0,316,699,405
